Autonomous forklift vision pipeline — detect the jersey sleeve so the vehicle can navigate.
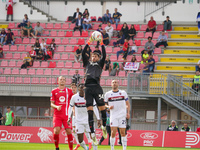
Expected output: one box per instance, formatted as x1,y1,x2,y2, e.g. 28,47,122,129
50,90,55,102
104,92,109,103
12,112,14,118
123,91,129,101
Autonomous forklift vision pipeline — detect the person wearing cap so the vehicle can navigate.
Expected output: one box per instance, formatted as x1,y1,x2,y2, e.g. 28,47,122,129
181,123,191,132
167,120,178,131
163,16,172,32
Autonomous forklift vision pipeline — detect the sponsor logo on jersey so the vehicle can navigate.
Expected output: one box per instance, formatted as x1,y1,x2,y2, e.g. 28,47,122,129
75,102,86,107
59,96,65,102
0,130,32,143
59,91,65,93
108,96,125,101
185,132,200,147
37,128,53,143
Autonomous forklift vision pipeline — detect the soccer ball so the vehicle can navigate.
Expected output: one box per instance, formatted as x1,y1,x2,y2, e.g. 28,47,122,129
91,31,102,42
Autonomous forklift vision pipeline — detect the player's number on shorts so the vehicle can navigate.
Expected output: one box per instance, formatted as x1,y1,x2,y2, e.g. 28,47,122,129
122,120,126,124
99,94,104,100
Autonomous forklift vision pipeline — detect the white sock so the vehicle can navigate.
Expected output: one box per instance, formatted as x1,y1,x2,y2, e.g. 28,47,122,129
121,136,127,150
85,132,92,143
92,143,98,150
110,137,115,150
80,141,87,150
73,129,79,145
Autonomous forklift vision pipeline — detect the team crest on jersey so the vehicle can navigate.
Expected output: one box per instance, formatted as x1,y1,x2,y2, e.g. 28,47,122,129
59,96,65,102
119,93,121,95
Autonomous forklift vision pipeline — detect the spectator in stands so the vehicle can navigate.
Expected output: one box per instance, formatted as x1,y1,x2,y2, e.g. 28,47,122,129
192,71,200,92
5,106,14,126
105,22,113,41
0,111,3,125
82,9,89,18
21,52,32,69
34,38,41,55
148,55,155,72
102,9,112,24
44,47,52,61
112,8,122,28
72,8,82,24
102,30,109,46
121,22,129,39
40,39,46,54
21,22,34,38
6,0,16,21
110,62,119,76
195,60,200,71
29,46,36,60
74,45,82,62
50,39,56,56
167,120,178,131
155,31,168,48
104,57,111,74
72,70,80,85
3,29,14,45
141,50,149,64
129,24,136,40
128,42,137,55
0,46,3,58
163,16,172,32
84,45,92,62
144,36,155,55
18,14,30,29
141,63,150,73
196,126,200,132
0,28,7,45
36,49,44,60
113,31,125,47
97,24,103,33
74,14,83,35
146,16,156,36
34,22,44,37
83,14,92,31
116,38,129,60
181,123,191,132
131,55,137,63
197,12,200,35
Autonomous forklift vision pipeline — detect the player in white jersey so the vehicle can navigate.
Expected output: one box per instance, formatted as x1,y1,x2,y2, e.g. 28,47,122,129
104,80,130,150
68,84,100,150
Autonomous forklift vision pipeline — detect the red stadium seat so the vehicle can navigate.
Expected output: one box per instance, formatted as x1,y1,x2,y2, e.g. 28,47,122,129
57,46,64,52
68,54,75,60
154,48,161,54
9,61,16,67
53,54,60,60
12,68,19,75
66,78,72,85
36,69,44,75
136,32,144,38
153,55,159,62
6,53,13,59
54,23,61,29
157,24,164,31
110,55,117,62
70,39,77,45
65,31,73,37
102,24,107,29
32,78,39,84
21,53,27,59
111,24,116,30
10,45,17,51
7,77,15,83
106,79,112,86
135,40,141,46
40,23,46,29
43,30,49,36
16,61,23,67
101,71,109,77
4,68,11,74
40,61,48,68
49,78,56,84
0,77,6,84
134,24,140,31
73,63,80,69
58,31,65,37
46,38,52,44
68,70,75,76
73,31,81,37
62,23,69,29
1,60,8,67
136,55,142,62
26,45,32,52
65,62,72,68
81,31,88,37
93,24,99,30
128,40,134,46
15,38,22,44
20,69,27,75
113,47,120,53
79,70,84,76
118,71,126,77
55,38,61,44
77,38,85,45
61,69,68,75
153,32,160,39
141,25,147,31
44,69,52,75
108,40,116,46
46,23,54,29
51,31,57,37
66,46,73,52
28,69,35,75
3,45,9,51
32,23,36,29
69,24,75,30
62,38,69,45
141,40,148,46
136,47,144,54
52,69,60,75
61,54,68,60
23,38,29,44
15,77,23,84
116,24,123,31
48,62,56,68
127,55,132,62
32,61,40,68
122,79,127,86
18,45,25,52
100,79,105,86
145,32,152,38
152,40,157,45
8,23,15,29
24,77,31,84
106,47,113,54
139,64,145,70
12,30,19,36
57,62,64,68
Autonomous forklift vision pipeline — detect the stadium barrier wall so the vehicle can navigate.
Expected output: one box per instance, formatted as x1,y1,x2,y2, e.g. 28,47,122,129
0,126,199,148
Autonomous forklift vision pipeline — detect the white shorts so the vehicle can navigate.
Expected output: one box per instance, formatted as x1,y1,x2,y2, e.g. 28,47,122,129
110,116,126,128
72,116,76,127
76,123,90,134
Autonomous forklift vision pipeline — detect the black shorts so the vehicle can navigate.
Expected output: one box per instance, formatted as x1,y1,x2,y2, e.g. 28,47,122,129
85,84,105,107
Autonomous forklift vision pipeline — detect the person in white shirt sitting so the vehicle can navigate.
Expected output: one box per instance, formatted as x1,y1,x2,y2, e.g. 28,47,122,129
83,15,92,31
105,22,113,41
155,31,168,48
40,39,47,54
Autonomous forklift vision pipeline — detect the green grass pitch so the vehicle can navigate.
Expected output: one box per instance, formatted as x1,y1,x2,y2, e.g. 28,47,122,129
0,143,199,150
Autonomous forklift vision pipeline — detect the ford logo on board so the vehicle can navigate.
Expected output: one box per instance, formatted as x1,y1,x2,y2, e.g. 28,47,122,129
140,132,158,139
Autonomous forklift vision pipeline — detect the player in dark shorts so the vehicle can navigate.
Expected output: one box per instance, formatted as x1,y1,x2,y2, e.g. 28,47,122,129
82,37,107,145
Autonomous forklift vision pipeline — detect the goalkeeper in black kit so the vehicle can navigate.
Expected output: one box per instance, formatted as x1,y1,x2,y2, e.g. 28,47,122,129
82,36,107,145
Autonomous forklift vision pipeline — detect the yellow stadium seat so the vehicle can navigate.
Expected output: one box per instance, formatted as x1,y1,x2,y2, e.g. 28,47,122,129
157,66,195,71
164,50,200,55
168,42,200,47
174,27,198,31
171,34,200,39
160,58,199,63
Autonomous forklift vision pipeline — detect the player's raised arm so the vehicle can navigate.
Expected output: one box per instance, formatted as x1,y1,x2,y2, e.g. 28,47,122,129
99,44,106,68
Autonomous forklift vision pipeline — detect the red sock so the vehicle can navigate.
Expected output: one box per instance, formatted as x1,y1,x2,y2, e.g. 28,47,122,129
53,134,59,148
67,134,73,150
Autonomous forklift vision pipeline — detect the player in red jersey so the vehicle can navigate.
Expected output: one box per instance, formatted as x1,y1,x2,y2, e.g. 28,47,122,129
51,76,74,150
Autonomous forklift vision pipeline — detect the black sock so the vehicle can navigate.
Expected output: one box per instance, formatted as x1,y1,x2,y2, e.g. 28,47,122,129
101,109,107,127
88,110,94,133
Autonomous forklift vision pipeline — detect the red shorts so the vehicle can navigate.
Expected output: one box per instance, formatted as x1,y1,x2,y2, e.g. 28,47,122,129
53,115,72,129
